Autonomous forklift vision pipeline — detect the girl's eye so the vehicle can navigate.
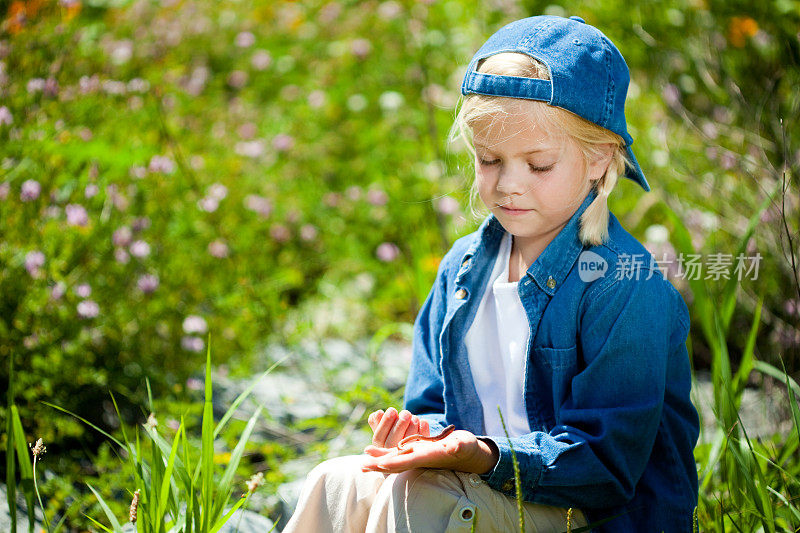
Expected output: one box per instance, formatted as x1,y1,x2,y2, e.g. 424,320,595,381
478,159,555,172
529,163,555,173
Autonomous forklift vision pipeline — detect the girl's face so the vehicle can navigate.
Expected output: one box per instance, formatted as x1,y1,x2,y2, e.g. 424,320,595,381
472,101,607,253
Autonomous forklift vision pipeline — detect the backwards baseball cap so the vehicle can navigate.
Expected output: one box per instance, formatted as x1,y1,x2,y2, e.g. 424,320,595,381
461,15,650,192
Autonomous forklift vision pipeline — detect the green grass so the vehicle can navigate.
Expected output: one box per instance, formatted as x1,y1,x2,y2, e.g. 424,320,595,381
6,337,283,532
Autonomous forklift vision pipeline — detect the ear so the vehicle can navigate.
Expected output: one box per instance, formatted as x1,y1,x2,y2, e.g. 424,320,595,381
587,143,615,182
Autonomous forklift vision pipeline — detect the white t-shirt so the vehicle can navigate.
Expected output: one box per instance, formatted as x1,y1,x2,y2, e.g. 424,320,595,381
465,230,532,438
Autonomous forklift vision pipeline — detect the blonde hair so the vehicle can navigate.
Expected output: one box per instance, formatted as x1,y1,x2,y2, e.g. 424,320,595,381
447,52,634,246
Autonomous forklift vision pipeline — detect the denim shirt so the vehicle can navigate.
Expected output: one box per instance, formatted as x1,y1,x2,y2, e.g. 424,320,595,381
403,190,700,532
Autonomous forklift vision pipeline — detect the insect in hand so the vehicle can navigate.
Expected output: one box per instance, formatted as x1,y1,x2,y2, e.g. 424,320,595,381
395,424,456,455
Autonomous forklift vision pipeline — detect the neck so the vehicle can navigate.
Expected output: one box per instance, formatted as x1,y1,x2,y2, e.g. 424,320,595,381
510,221,567,274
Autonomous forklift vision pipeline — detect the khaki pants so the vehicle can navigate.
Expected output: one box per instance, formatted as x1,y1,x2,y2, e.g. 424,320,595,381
282,454,587,533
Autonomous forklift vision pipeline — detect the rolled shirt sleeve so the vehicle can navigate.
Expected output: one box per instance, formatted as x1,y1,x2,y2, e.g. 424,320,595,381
476,274,682,509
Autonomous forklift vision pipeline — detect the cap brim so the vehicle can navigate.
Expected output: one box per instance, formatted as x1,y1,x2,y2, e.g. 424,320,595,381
624,144,651,192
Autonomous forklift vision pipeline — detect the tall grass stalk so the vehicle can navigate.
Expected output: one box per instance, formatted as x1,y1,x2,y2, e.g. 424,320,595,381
43,335,285,531
664,183,800,530
496,405,525,533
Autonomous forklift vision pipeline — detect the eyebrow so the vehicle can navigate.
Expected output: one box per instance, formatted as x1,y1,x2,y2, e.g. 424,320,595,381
473,144,554,157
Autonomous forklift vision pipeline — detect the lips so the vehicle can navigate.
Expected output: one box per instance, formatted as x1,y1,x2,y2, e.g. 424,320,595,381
498,205,532,213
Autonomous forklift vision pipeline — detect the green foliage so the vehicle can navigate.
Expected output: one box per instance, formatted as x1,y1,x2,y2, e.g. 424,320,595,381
40,339,278,531
1,0,799,530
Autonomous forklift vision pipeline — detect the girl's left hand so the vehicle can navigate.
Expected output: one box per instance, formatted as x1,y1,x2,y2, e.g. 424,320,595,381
360,429,499,475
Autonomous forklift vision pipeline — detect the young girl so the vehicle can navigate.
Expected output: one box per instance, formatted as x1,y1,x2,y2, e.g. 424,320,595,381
283,14,699,533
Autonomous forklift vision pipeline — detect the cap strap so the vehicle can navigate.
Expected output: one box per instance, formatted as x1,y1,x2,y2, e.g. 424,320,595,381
461,70,552,103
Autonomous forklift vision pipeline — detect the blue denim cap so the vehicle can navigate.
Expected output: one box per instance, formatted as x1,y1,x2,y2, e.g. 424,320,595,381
461,15,651,192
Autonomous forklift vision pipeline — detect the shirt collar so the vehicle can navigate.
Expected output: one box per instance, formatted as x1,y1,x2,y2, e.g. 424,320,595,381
462,188,597,296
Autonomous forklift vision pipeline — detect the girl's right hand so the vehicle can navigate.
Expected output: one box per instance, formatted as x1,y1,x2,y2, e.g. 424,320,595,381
367,407,430,449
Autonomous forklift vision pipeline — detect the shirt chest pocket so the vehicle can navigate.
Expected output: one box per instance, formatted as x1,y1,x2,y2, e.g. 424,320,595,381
529,344,580,426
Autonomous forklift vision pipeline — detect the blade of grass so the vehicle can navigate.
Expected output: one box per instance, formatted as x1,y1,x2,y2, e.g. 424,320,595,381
149,424,164,532
663,205,715,351
719,186,778,332
6,352,18,533
212,407,262,520
10,405,36,531
83,513,116,533
752,361,800,398
732,296,763,398
766,486,800,522
146,425,193,490
201,337,215,532
729,387,775,532
496,405,524,533
41,401,125,448
213,356,286,439
179,414,195,533
86,482,124,532
156,422,183,526
208,496,247,533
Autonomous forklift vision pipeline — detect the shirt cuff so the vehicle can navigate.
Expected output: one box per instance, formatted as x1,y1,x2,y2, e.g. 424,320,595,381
475,436,544,497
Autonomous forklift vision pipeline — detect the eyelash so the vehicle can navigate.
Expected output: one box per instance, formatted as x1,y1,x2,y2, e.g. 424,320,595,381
478,159,554,173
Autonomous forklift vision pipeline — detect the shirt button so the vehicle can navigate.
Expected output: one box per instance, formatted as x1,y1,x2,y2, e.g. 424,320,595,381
455,288,467,299
459,505,476,522
546,276,556,289
501,479,515,492
469,473,482,486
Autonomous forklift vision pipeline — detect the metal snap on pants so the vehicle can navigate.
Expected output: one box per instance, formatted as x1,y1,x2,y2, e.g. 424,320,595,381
281,454,588,533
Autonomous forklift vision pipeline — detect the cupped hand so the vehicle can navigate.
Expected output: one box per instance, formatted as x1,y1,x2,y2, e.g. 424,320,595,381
367,407,430,449
360,429,499,475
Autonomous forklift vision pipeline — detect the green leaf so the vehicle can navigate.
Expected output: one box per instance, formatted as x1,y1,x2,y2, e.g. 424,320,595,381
6,353,17,533
201,336,215,531
720,181,781,332
83,513,116,533
42,401,125,448
213,407,262,519
87,482,124,532
208,497,247,533
752,361,800,398
156,423,183,525
9,405,36,533
214,356,286,439
732,296,763,399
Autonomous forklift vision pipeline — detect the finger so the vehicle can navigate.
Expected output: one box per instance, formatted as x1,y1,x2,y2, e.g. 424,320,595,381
368,410,384,431
363,445,393,457
361,462,391,473
419,418,430,437
401,417,421,440
372,407,398,447
386,410,413,447
360,453,426,474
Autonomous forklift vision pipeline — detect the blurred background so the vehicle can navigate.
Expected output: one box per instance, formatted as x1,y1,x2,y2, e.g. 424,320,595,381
1,0,799,530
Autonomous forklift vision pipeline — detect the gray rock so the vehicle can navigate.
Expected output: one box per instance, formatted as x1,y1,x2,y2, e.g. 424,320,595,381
0,484,45,533
692,372,798,442
216,508,275,533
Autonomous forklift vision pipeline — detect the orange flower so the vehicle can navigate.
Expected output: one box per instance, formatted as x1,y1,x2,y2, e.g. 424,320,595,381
64,2,82,22
5,2,27,34
728,16,759,48
421,254,442,275
4,0,45,34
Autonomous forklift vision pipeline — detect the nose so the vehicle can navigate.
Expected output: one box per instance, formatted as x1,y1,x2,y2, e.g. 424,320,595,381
495,162,529,196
